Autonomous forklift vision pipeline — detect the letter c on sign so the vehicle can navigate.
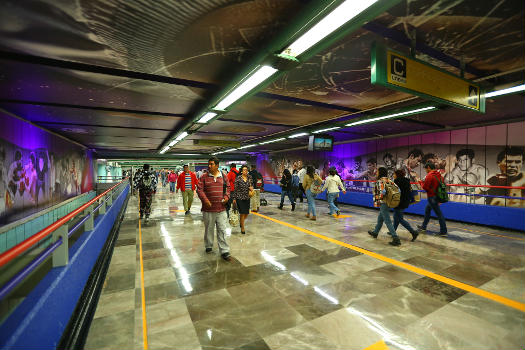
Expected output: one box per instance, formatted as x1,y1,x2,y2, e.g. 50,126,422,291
393,58,404,76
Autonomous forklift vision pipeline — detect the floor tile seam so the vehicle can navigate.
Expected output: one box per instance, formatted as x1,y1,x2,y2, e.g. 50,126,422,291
251,212,525,313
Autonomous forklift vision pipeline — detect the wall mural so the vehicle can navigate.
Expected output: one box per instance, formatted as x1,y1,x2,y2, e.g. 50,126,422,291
0,112,94,225
260,122,525,208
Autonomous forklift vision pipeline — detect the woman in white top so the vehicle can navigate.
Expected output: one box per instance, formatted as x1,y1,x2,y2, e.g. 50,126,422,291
322,167,346,216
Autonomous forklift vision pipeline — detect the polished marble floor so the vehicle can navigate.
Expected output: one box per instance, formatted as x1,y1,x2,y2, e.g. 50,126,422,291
85,186,525,350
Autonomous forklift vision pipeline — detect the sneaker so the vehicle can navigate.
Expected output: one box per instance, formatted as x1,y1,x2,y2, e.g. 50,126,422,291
221,253,231,261
368,230,378,238
311,216,316,221
205,248,213,253
305,214,310,218
139,213,144,219
417,225,426,232
336,210,340,216
185,210,190,215
411,231,419,242
389,237,401,246
438,232,448,236
291,203,296,211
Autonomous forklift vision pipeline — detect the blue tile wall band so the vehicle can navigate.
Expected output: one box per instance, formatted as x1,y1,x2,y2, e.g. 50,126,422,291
264,184,525,231
0,185,129,350
0,192,96,254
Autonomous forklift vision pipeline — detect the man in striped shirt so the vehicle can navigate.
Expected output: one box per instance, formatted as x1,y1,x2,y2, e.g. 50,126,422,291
197,157,232,261
176,164,198,215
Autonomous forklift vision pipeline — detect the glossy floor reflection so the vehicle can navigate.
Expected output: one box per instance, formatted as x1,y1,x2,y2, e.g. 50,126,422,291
85,187,525,350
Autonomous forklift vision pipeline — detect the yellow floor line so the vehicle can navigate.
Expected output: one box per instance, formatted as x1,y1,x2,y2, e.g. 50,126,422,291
405,218,525,241
252,212,525,313
364,340,389,350
138,196,149,349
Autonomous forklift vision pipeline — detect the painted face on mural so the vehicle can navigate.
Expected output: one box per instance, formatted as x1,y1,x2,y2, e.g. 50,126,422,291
500,155,523,177
457,154,473,171
408,155,422,169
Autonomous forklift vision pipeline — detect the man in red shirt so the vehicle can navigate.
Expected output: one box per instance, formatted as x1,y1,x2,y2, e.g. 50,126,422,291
418,162,448,236
197,157,232,261
176,164,198,215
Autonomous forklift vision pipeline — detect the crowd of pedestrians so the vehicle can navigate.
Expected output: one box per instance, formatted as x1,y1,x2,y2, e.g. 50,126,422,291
134,157,448,261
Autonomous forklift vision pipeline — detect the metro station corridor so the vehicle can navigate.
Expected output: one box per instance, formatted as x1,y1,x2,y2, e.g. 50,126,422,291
85,186,525,350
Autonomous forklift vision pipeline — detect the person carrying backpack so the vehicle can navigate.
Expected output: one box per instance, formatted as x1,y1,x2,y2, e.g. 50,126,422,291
278,169,296,211
322,167,346,216
133,164,157,221
393,169,419,241
368,167,401,246
418,162,448,236
302,166,322,221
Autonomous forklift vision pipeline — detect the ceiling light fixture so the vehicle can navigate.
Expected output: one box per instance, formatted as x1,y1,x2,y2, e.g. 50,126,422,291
259,138,286,145
175,131,189,141
223,148,238,153
214,66,278,110
346,106,437,127
288,132,309,138
168,140,178,147
282,0,378,57
159,146,169,154
196,112,218,124
239,144,257,149
312,127,340,134
485,84,525,98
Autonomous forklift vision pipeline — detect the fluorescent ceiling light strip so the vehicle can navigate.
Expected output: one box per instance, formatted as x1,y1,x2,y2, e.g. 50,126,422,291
223,148,238,153
259,138,286,145
239,144,257,149
346,106,436,126
312,127,340,134
215,66,278,110
485,84,525,97
175,131,188,141
168,140,178,147
197,112,217,124
288,132,309,138
160,146,169,154
283,0,378,57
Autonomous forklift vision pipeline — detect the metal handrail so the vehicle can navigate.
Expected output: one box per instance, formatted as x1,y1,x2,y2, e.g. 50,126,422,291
0,178,127,268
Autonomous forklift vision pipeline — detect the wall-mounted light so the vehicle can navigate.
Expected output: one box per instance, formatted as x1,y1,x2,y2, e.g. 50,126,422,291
288,132,309,138
196,112,218,124
485,84,525,98
282,0,379,57
214,66,278,110
312,127,340,134
346,106,436,127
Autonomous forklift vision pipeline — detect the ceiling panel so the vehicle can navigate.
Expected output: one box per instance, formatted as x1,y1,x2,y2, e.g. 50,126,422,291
223,97,347,126
0,103,184,130
0,0,309,84
197,119,291,136
0,60,206,114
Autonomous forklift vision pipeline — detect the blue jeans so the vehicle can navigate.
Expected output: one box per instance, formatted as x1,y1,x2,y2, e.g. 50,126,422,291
327,192,339,214
306,189,316,216
280,190,295,205
393,207,416,234
169,182,175,192
373,203,398,237
422,196,447,234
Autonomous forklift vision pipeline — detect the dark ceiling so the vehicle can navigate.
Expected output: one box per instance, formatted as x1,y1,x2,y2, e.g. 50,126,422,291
0,0,523,159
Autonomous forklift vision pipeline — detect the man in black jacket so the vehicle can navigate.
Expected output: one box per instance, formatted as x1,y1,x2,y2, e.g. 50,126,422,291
393,169,418,241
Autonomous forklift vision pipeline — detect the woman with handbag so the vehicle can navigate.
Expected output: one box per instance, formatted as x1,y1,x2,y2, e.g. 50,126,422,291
233,165,254,234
